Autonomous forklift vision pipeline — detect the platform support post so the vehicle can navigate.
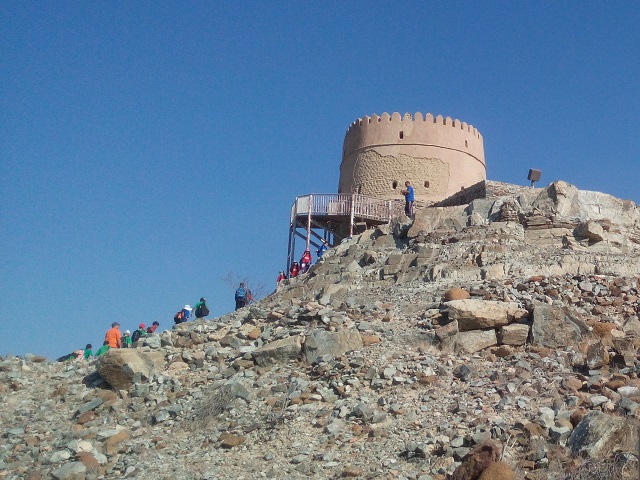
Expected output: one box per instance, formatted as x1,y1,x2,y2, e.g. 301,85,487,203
349,194,355,237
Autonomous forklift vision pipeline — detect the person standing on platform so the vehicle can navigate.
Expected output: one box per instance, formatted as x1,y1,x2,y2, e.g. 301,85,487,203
401,180,415,216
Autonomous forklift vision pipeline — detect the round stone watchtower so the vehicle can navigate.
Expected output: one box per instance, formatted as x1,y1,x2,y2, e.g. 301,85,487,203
339,112,486,202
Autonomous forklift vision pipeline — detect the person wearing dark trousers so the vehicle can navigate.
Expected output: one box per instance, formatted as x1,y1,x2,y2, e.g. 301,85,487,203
194,297,209,319
401,180,415,216
235,283,247,310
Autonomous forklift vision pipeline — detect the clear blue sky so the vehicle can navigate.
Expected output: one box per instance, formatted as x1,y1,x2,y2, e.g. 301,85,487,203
2,2,639,359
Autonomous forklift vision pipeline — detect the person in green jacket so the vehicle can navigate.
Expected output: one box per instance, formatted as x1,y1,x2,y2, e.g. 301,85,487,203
121,331,132,348
131,324,147,343
194,297,209,319
83,344,93,360
95,341,110,357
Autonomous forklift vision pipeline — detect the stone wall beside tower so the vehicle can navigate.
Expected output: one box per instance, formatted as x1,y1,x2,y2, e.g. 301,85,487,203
339,112,486,202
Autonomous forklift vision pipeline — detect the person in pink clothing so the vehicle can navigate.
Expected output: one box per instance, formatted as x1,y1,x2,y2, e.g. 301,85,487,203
146,321,160,334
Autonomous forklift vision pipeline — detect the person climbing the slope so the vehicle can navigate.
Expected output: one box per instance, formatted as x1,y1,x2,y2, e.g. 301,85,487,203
300,250,312,273
316,239,329,261
174,309,186,324
246,287,254,305
194,297,209,319
235,283,247,310
276,271,287,284
401,180,415,216
290,262,300,278
56,348,85,362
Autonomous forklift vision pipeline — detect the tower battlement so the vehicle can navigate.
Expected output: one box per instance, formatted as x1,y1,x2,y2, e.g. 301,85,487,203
339,112,486,202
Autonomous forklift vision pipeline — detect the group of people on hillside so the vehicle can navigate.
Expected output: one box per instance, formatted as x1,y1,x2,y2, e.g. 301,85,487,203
56,344,95,362
99,321,161,352
174,297,209,323
57,320,161,362
60,296,211,362
60,286,262,362
59,184,413,362
279,239,330,284
234,283,254,310
175,287,254,319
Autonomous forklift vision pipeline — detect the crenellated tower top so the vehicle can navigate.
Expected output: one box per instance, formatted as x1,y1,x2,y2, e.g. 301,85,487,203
339,112,486,202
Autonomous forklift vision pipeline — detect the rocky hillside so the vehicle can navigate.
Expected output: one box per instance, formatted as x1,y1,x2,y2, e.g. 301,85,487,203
2,180,640,480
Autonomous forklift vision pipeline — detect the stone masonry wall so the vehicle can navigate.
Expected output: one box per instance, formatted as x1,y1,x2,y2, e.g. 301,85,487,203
348,151,450,199
339,112,486,202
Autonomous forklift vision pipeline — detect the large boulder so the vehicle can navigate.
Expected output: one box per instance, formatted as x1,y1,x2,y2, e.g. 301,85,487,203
452,440,501,480
142,335,162,349
304,329,363,363
96,349,166,391
319,284,350,305
531,180,581,218
478,461,516,480
52,461,87,480
567,410,639,458
575,220,605,243
622,315,640,334
498,324,530,346
532,180,640,232
585,341,610,370
443,287,470,302
252,336,303,367
455,330,498,354
445,299,526,331
407,205,468,238
531,303,582,348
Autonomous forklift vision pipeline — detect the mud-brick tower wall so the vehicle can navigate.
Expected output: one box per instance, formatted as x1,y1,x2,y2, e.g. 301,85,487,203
339,112,486,202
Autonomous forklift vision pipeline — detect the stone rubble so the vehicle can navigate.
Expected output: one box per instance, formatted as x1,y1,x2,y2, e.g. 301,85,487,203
1,180,639,480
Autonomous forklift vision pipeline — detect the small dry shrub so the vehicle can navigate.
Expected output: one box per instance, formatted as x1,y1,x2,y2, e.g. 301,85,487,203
265,396,290,429
189,384,234,430
565,453,638,480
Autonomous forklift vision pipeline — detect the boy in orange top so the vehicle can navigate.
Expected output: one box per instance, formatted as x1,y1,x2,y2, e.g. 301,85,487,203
105,322,122,348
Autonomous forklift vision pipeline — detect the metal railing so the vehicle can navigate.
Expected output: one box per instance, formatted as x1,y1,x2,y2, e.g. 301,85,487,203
291,193,393,224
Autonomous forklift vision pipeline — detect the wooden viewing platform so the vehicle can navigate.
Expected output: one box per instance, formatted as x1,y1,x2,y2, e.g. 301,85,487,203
287,193,402,271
